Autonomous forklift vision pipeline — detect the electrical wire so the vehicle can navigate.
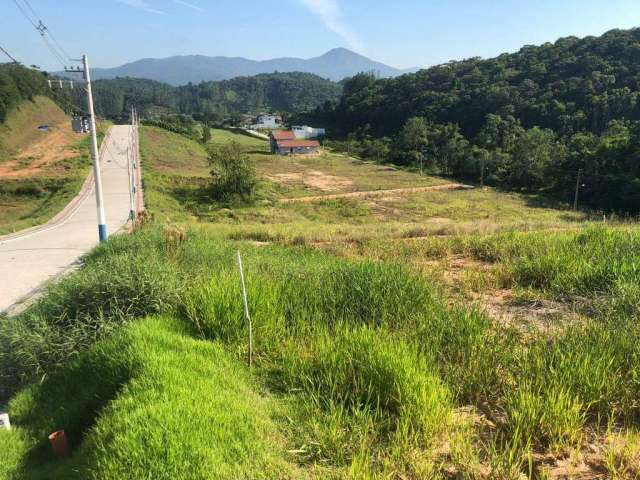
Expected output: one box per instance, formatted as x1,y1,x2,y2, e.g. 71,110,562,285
11,0,38,29
22,0,72,61
0,45,20,64
40,33,67,67
12,0,71,68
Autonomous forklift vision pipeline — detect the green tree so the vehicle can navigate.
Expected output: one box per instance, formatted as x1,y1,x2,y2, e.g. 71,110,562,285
507,127,562,189
399,117,429,171
361,137,391,164
208,142,257,201
201,124,212,144
425,123,469,175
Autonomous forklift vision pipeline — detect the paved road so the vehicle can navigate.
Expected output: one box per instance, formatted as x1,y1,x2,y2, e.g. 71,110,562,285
0,125,137,313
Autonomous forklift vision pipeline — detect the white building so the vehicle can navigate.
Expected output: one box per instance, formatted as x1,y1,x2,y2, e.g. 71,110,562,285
292,125,326,139
250,114,281,130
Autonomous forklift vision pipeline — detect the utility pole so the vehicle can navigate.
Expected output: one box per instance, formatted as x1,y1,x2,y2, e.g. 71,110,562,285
67,55,108,242
573,168,582,211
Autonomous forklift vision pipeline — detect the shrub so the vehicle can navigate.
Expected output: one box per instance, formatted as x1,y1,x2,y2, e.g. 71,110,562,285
208,141,257,201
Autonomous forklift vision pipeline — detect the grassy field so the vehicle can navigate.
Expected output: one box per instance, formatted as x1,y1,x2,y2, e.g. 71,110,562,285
140,125,592,243
2,125,639,479
0,96,109,235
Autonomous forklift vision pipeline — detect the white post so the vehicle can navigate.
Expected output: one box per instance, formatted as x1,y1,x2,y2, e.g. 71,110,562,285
83,54,108,242
236,251,253,368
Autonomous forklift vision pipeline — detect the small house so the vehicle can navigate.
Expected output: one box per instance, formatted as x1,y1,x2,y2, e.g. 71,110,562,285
270,131,320,155
250,114,282,130
270,130,296,153
292,125,326,140
274,139,321,155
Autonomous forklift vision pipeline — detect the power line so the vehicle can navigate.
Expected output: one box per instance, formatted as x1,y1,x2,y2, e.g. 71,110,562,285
0,45,19,64
40,32,67,67
22,0,72,60
22,0,42,24
12,0,38,29
12,0,71,68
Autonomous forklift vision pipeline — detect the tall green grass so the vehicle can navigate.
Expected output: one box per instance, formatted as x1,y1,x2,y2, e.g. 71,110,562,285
457,226,640,317
3,225,640,477
0,229,184,400
2,317,301,479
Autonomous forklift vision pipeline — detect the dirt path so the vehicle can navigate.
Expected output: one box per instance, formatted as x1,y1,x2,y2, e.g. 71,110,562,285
0,118,77,178
280,183,473,203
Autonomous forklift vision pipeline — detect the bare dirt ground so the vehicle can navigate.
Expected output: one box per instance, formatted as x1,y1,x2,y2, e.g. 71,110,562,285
438,254,585,336
281,183,472,203
0,119,77,179
266,170,355,192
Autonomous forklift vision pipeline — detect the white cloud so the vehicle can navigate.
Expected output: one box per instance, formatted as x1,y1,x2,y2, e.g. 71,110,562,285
171,0,204,12
116,0,166,14
298,0,365,54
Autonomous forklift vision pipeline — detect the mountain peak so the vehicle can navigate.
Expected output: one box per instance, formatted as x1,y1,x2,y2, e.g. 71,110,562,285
323,47,358,55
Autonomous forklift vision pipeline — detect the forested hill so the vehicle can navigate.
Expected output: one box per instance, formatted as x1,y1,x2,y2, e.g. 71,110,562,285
0,63,69,122
87,72,342,121
304,28,640,212
59,48,412,85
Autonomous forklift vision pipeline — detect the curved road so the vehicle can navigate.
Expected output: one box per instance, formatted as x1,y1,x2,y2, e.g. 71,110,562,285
0,125,137,313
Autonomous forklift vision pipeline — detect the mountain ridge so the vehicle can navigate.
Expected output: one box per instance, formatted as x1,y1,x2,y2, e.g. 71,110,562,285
60,48,418,86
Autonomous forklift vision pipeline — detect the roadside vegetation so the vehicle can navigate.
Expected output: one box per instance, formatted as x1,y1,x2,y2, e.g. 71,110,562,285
0,96,109,235
300,29,640,213
2,124,639,479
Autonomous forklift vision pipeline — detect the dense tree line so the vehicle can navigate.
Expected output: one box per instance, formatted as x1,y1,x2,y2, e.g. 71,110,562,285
90,78,176,122
301,29,640,212
141,115,198,138
0,63,70,122
83,72,342,123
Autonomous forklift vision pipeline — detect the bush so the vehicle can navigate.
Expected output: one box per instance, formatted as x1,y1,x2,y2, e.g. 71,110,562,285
208,141,257,201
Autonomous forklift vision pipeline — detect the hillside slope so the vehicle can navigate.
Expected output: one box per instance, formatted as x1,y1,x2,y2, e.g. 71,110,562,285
0,96,73,167
2,125,639,479
0,96,105,235
306,28,640,212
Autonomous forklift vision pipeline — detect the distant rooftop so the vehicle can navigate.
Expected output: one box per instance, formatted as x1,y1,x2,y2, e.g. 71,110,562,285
276,139,320,148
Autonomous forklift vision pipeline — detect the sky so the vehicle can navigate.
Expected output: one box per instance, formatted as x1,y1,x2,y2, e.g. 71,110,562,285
2,0,640,71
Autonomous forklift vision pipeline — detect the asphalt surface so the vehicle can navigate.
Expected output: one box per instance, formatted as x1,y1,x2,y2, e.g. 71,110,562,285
0,125,136,313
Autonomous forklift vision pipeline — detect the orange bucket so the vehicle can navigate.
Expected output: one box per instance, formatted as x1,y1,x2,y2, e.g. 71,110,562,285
48,430,70,458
